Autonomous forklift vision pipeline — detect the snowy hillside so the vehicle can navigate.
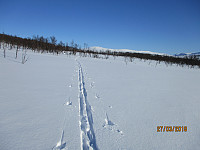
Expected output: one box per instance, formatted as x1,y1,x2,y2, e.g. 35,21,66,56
0,48,200,150
90,46,166,55
175,52,200,58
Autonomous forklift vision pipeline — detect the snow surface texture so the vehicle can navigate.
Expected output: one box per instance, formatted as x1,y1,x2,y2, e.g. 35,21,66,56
0,47,200,150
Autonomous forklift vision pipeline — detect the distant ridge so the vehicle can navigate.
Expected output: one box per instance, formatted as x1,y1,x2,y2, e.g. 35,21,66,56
175,52,200,57
90,46,165,56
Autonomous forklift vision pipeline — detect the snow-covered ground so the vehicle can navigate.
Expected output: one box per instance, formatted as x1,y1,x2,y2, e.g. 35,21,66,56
0,48,200,150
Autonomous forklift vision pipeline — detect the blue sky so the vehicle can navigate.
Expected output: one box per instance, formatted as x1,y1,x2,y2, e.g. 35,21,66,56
0,0,200,54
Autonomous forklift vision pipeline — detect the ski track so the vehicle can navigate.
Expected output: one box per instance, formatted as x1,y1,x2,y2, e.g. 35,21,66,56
78,62,99,150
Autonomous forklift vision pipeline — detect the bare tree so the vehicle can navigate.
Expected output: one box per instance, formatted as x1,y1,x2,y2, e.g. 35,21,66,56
3,42,5,58
58,41,64,47
2,33,6,58
16,45,19,59
71,40,74,48
84,43,88,50
22,48,28,64
50,36,57,45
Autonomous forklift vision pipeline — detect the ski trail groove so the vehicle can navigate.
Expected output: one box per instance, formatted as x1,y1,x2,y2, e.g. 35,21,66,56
78,62,99,150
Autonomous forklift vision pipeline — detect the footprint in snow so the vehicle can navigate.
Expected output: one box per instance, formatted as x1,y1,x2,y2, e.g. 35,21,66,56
64,98,72,106
102,113,115,128
64,101,72,106
95,94,100,99
52,130,67,150
90,82,95,88
116,129,123,135
103,113,123,135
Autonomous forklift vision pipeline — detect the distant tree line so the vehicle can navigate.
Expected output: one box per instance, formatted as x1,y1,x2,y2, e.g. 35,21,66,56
0,33,200,68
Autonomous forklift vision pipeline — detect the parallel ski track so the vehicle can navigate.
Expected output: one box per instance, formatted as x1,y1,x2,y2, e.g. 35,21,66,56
78,62,98,150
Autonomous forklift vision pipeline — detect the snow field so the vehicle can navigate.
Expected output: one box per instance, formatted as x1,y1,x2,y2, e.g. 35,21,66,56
0,48,200,150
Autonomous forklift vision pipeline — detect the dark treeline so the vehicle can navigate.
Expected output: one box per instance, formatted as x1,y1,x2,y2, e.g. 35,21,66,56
0,33,200,68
